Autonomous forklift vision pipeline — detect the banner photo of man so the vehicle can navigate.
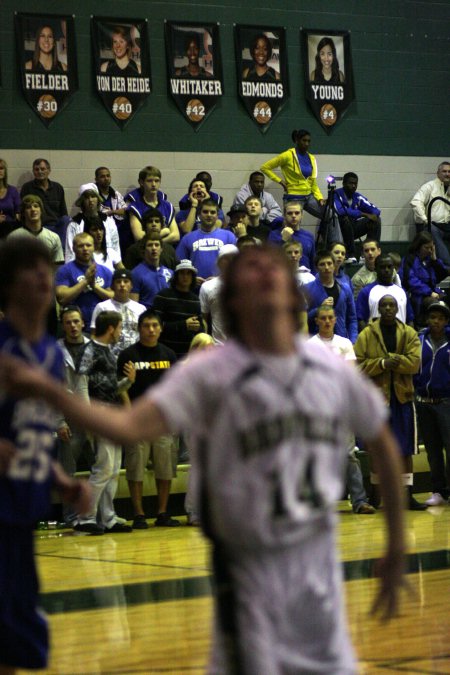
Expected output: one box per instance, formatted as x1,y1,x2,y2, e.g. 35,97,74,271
301,29,355,134
15,13,78,127
165,21,223,130
235,25,288,133
92,17,151,128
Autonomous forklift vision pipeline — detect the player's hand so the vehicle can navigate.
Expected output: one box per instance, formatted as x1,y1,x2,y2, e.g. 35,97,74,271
0,438,16,474
323,297,334,306
57,425,72,443
319,199,327,207
123,360,136,383
370,552,407,621
367,213,378,222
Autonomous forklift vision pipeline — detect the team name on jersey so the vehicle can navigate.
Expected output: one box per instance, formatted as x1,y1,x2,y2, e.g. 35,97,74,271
134,360,171,370
25,73,69,91
238,410,339,459
241,82,284,98
12,399,57,431
170,79,222,96
192,238,227,252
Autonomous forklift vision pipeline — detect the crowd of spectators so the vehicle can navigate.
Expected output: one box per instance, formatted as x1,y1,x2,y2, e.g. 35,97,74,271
1,148,450,529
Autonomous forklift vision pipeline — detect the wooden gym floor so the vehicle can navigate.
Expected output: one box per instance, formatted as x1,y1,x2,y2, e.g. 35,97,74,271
19,496,450,675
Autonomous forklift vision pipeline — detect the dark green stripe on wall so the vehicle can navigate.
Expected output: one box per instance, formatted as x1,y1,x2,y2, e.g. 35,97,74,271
1,0,449,154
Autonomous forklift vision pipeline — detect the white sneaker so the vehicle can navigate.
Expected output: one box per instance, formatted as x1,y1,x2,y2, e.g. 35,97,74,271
425,493,447,506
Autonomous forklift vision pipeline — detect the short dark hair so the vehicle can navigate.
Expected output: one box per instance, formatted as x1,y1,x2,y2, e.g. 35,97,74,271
138,309,162,329
142,208,164,228
95,311,122,336
375,254,393,270
188,177,206,193
60,305,83,321
362,239,380,250
249,171,264,182
95,166,110,178
315,249,335,267
343,172,358,183
33,158,50,169
196,171,212,190
0,238,52,309
200,198,218,212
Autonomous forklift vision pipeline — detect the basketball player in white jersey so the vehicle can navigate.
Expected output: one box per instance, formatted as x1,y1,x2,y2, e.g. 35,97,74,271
0,245,405,674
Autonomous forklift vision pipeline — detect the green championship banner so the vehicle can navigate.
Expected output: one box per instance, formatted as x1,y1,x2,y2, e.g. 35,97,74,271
15,13,78,126
301,29,355,133
165,21,223,130
235,25,289,132
92,17,151,128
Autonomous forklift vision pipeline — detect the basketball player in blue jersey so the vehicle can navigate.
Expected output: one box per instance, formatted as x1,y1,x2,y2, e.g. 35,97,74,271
0,238,91,674
1,245,405,674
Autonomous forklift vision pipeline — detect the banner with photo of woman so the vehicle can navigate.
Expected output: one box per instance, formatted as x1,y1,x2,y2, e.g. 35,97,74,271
15,13,78,127
91,17,151,128
301,29,355,134
165,21,223,130
235,25,288,132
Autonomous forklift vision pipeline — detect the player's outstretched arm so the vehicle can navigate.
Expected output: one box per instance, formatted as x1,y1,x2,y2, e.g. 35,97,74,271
366,423,406,621
0,354,169,445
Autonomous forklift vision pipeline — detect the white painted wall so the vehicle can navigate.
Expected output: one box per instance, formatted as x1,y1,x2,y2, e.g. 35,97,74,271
2,150,445,241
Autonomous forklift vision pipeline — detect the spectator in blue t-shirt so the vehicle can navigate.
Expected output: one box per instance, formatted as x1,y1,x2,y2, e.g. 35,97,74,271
130,233,173,308
55,232,113,328
176,199,236,284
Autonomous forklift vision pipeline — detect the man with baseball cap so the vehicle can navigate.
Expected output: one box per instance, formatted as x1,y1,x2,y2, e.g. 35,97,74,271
153,259,205,357
200,244,239,344
415,300,450,506
90,269,146,355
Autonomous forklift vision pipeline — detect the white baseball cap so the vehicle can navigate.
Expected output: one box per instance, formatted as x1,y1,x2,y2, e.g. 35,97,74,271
218,244,239,260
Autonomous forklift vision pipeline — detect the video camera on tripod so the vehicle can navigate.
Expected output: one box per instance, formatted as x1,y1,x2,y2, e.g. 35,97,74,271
316,175,344,248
